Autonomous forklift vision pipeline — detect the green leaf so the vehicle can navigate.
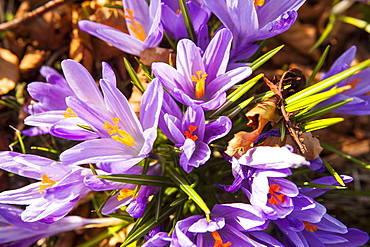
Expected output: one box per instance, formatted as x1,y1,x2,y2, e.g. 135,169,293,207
121,205,177,246
338,15,370,33
297,182,347,189
323,160,345,186
98,174,175,187
310,14,336,52
306,45,330,87
294,98,353,122
299,118,344,132
178,0,196,43
166,167,211,216
286,58,370,104
124,57,145,93
249,45,284,71
321,142,370,169
79,223,129,247
285,86,348,112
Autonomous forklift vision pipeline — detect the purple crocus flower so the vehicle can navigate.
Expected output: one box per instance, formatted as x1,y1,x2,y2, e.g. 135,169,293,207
0,204,118,247
161,0,210,49
79,0,163,56
313,46,370,115
204,0,306,62
0,151,95,223
275,195,369,247
24,60,116,140
152,28,252,110
170,203,282,247
159,92,232,172
59,78,163,174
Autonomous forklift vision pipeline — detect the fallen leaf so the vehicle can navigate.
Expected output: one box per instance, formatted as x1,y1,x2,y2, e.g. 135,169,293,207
0,47,19,95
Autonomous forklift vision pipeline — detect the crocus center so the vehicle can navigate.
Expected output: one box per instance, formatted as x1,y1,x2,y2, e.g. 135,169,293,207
124,8,146,41
38,174,58,193
63,108,77,118
268,184,285,205
303,221,319,232
254,0,265,7
191,70,208,100
104,117,135,147
211,231,232,247
117,188,136,201
184,125,198,141
344,78,360,90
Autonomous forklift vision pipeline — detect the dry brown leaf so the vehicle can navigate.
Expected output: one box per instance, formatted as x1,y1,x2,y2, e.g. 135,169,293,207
225,131,260,158
245,97,281,130
19,49,48,71
0,47,19,95
262,132,322,161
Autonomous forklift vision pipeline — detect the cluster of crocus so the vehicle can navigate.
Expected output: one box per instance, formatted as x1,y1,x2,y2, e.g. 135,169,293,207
1,0,369,246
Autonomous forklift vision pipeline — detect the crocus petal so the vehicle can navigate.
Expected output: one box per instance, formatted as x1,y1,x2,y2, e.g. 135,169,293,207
24,111,65,127
140,78,163,132
50,117,99,141
203,116,232,144
61,59,105,109
102,61,116,86
0,183,42,205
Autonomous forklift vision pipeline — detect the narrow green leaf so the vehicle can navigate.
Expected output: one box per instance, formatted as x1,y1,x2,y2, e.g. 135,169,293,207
103,4,123,9
306,45,330,87
223,96,255,119
121,206,177,246
228,74,263,101
134,57,154,81
249,45,284,71
98,174,175,187
280,120,286,142
297,182,347,189
30,146,58,154
79,223,128,247
299,118,344,132
338,15,370,33
124,57,145,93
323,160,345,186
178,0,196,43
285,86,348,112
166,167,211,215
310,14,336,52
286,58,370,104
294,98,353,122
321,143,370,169
76,124,94,132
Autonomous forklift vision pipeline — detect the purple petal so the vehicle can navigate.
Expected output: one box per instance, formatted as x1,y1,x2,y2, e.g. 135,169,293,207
203,116,232,144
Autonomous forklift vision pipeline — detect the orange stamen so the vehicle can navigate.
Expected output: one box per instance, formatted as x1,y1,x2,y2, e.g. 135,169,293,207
344,78,360,90
63,108,77,118
191,71,208,100
124,8,146,41
184,125,198,141
254,0,265,7
104,117,135,147
117,188,135,201
38,174,58,193
303,221,319,232
211,231,232,247
268,184,285,205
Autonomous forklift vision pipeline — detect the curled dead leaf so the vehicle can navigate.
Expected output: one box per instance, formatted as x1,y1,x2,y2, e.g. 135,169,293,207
245,96,281,131
225,130,260,159
261,131,322,161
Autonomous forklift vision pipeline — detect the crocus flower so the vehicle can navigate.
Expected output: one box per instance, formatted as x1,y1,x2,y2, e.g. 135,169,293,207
159,92,232,172
0,204,119,247
313,46,370,115
152,28,252,110
275,196,369,247
170,203,281,247
204,0,306,62
59,78,163,174
0,151,95,223
161,0,210,49
79,0,163,56
299,175,353,198
24,60,116,140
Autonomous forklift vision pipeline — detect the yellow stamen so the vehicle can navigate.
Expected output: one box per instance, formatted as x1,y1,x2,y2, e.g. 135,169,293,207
38,174,58,193
104,117,135,147
211,231,232,247
117,188,135,201
124,8,146,41
303,221,319,232
191,71,208,100
63,108,78,118
254,0,265,7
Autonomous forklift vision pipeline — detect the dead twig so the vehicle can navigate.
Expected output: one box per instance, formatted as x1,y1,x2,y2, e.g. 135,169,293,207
0,0,74,32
